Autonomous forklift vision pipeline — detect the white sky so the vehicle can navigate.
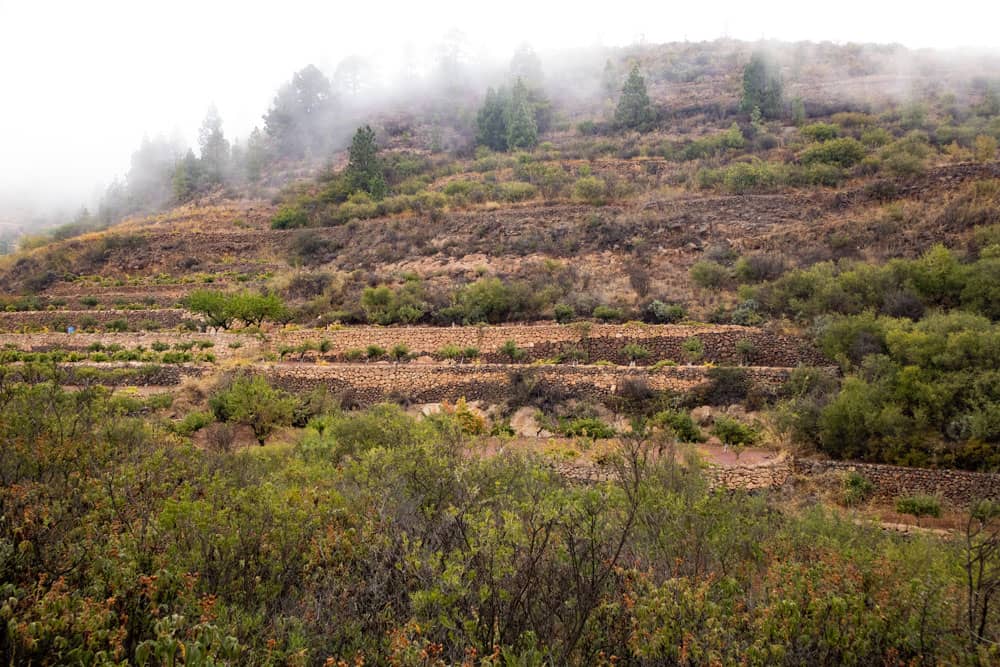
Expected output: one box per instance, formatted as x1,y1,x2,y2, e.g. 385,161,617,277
1,0,999,216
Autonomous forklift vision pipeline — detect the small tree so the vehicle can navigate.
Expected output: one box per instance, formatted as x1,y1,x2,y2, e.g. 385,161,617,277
389,343,411,362
186,289,234,330
346,125,386,199
505,78,538,150
615,63,653,130
210,374,296,445
477,87,509,151
741,52,783,120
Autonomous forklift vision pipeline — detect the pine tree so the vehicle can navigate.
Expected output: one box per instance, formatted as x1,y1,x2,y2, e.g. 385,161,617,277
614,63,653,130
198,105,230,184
476,87,508,151
505,79,538,150
346,125,386,199
741,52,784,120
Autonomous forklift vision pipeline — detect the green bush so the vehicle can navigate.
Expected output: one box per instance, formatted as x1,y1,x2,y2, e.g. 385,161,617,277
800,138,866,168
712,416,758,447
691,261,730,289
271,206,310,230
895,494,942,519
175,410,214,436
573,176,608,205
842,472,875,507
652,409,704,442
560,416,616,439
593,305,623,322
800,122,840,142
554,303,575,323
497,181,537,202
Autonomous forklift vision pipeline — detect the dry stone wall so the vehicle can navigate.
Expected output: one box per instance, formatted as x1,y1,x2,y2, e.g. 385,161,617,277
272,323,826,366
793,459,1000,506
0,309,192,332
263,362,796,406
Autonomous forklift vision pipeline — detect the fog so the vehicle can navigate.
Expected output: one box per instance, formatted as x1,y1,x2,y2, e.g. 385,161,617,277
1,0,999,228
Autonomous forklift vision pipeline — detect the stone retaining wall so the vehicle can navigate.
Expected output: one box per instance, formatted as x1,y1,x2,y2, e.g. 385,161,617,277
793,459,1000,506
0,309,192,332
272,323,826,366
263,363,797,406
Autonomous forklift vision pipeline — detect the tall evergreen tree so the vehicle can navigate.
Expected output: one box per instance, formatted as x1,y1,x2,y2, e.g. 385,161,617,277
741,52,784,119
505,79,538,150
346,125,386,199
263,65,336,158
476,87,508,151
614,63,653,130
198,105,229,183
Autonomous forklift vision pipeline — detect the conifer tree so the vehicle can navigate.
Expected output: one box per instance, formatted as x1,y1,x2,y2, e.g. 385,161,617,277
476,87,508,151
346,125,386,199
505,79,538,150
741,52,784,119
614,63,653,130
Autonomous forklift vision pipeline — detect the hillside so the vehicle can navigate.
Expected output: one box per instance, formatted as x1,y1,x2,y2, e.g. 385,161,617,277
2,38,1000,665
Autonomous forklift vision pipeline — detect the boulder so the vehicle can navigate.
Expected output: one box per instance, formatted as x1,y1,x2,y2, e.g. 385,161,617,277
510,406,553,438
691,405,714,425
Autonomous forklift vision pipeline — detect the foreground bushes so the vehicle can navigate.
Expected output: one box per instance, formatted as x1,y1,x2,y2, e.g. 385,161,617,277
0,385,995,664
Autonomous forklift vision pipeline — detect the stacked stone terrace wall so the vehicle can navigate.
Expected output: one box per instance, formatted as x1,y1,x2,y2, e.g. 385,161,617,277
273,323,826,366
793,459,1000,507
0,309,191,332
0,331,263,360
264,363,797,406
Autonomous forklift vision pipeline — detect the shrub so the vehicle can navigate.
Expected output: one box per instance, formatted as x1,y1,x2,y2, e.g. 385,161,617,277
622,343,650,362
389,343,411,362
800,122,840,142
554,303,575,323
712,415,758,446
690,261,730,289
497,181,537,202
800,137,866,168
895,494,942,519
652,409,704,442
682,337,704,365
175,410,214,436
365,345,386,360
271,206,310,229
842,472,875,507
573,176,608,205
593,305,623,322
500,339,527,362
645,300,686,324
209,374,297,445
734,253,787,283
561,417,615,439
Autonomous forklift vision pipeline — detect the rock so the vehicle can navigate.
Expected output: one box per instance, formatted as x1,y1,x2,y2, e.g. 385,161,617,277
510,406,552,438
726,404,746,417
691,405,714,425
413,355,435,364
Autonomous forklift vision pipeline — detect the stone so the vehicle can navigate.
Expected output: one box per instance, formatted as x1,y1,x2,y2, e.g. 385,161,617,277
510,406,552,438
691,405,714,425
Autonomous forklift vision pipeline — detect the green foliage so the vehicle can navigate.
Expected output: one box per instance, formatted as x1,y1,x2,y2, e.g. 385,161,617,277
505,79,539,150
622,342,650,362
271,205,310,229
690,261,730,289
185,289,288,329
800,137,866,167
741,51,783,119
800,122,840,142
841,472,875,507
209,373,297,444
682,337,704,364
559,416,616,439
645,300,686,323
712,415,759,446
896,494,942,519
652,409,705,442
553,303,575,323
592,304,623,322
346,125,387,199
500,339,527,362
573,176,607,205
175,410,214,436
615,63,654,130
360,281,427,325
